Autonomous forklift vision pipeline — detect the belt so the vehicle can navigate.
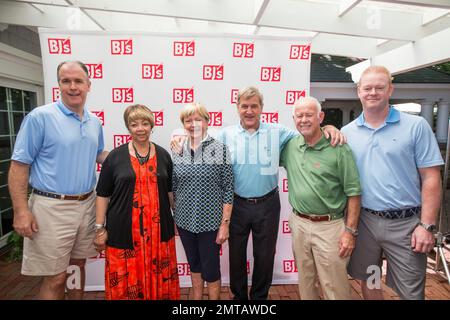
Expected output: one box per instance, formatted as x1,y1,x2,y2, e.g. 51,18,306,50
234,187,278,205
293,209,342,222
363,206,421,219
32,188,93,201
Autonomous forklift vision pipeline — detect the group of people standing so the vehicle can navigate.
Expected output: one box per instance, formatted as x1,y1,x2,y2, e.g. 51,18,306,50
9,60,443,301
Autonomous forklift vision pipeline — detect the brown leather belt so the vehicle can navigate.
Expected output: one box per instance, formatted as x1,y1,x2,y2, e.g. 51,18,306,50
32,188,93,201
293,209,332,222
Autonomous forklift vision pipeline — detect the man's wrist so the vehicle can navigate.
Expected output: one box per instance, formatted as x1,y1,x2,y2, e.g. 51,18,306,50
344,225,358,237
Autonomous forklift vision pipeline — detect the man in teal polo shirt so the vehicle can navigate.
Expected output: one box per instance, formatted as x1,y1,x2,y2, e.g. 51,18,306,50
280,96,361,300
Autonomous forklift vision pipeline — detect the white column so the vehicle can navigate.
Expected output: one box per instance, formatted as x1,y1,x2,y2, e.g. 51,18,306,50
342,108,350,126
419,100,434,129
436,101,450,143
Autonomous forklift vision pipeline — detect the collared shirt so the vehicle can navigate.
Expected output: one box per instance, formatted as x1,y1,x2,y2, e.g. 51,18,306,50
172,136,234,233
341,106,444,211
280,134,361,216
216,122,297,198
12,100,104,195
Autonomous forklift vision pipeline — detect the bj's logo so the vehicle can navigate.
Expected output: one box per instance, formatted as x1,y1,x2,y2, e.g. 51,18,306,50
52,87,60,102
142,64,163,79
233,42,254,58
203,65,224,80
282,220,291,234
289,44,311,60
113,135,131,148
282,179,288,192
96,163,102,173
286,90,306,105
261,112,279,123
91,111,105,126
283,260,298,273
231,89,239,104
173,41,195,56
112,88,134,103
111,39,133,55
85,64,103,79
208,112,222,127
177,263,191,276
260,67,281,82
48,38,71,54
173,88,194,103
153,111,164,126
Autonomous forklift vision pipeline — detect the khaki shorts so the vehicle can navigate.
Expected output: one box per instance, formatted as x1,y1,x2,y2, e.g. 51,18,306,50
22,192,97,276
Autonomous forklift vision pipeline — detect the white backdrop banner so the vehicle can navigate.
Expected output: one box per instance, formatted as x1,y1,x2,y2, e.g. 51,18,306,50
38,29,311,291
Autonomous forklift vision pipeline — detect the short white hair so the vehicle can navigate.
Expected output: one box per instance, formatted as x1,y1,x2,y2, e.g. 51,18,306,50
292,96,322,116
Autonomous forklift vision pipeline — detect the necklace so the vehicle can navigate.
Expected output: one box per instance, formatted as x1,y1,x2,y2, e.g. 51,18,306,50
132,142,151,165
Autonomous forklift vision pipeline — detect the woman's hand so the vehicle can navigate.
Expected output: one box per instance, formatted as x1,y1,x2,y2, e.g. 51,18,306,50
94,228,108,253
215,223,229,245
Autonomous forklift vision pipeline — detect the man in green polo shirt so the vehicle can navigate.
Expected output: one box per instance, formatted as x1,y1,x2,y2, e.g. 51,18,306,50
280,96,361,300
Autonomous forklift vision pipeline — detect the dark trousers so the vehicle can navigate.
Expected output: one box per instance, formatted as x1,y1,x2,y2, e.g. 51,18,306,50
228,190,280,300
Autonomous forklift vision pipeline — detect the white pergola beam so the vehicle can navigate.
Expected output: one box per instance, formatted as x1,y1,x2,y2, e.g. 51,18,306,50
253,0,270,24
422,8,450,26
372,0,450,10
339,0,362,17
7,0,450,42
347,27,450,80
0,1,101,29
260,0,449,41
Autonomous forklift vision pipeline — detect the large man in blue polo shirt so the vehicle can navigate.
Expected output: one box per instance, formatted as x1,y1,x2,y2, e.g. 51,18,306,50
217,86,343,300
9,61,108,300
342,66,443,300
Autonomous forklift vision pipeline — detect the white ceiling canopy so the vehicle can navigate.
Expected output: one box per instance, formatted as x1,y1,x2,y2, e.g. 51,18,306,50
0,0,449,77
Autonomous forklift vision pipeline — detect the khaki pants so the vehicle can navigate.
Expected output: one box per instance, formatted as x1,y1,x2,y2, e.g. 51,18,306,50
22,192,96,276
289,212,352,300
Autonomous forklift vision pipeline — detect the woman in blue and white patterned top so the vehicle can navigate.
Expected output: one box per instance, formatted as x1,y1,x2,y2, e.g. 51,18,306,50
172,103,234,300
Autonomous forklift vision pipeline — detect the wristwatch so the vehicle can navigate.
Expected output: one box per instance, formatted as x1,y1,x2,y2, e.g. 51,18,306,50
344,225,358,237
418,222,436,233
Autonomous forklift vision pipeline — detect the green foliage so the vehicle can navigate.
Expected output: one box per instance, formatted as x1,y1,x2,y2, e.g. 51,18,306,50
431,62,450,74
7,231,23,262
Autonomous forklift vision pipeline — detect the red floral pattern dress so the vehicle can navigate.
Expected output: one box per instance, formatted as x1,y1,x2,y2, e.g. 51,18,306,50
105,154,180,300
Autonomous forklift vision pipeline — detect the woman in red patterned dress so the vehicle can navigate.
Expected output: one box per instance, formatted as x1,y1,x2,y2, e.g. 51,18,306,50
94,104,179,300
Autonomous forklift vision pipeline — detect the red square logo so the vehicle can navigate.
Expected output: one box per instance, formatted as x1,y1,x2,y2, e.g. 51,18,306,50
261,112,279,123
203,65,224,80
282,179,288,192
231,89,239,104
91,110,104,126
48,38,71,54
111,39,133,55
112,88,134,103
282,220,291,234
260,67,281,82
173,41,195,56
113,135,131,148
173,88,194,103
85,64,103,79
286,90,306,105
283,260,298,273
177,263,191,276
208,112,223,127
153,111,164,126
289,44,311,60
233,42,254,58
52,87,60,102
142,64,163,79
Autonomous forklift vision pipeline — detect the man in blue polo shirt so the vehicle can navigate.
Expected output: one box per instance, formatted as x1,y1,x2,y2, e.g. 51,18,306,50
9,61,108,300
342,66,443,300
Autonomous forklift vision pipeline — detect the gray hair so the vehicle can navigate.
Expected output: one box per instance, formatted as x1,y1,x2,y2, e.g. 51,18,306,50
292,96,322,116
57,60,89,83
